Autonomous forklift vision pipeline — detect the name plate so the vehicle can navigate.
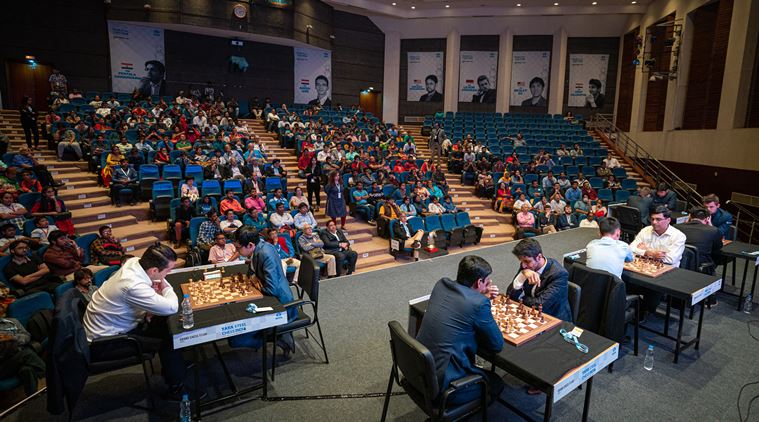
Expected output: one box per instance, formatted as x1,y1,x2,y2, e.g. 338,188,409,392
173,311,286,349
691,278,723,306
553,342,619,402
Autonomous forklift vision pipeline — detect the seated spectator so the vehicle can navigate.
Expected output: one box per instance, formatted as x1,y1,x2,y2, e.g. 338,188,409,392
293,203,317,231
0,223,31,256
173,196,194,248
198,195,216,216
19,172,42,194
220,190,244,215
352,182,376,225
549,193,567,215
0,192,27,232
30,186,74,235
180,177,199,202
603,153,621,169
591,199,607,218
580,213,599,228
605,175,622,192
289,186,308,210
557,173,571,191
30,216,59,246
442,195,458,213
127,148,144,170
573,194,591,216
581,181,598,200
513,193,531,214
245,190,266,213
320,220,358,276
43,230,84,278
220,209,243,235
262,228,300,280
565,181,582,203
494,182,513,213
73,268,97,302
270,203,295,234
90,225,125,266
541,171,557,191
515,204,541,239
13,147,63,188
527,180,543,200
0,168,21,199
268,188,288,211
0,316,46,396
4,239,58,295
243,207,268,232
297,223,337,277
393,213,424,249
197,211,222,251
208,233,239,264
110,159,138,206
427,196,445,215
555,205,579,231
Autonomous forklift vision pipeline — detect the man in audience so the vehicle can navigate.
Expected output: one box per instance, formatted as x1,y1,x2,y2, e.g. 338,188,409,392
320,220,358,276
298,224,337,277
676,207,723,274
243,207,268,232
208,233,239,264
586,217,634,278
197,211,222,251
0,192,27,232
4,239,58,296
268,188,288,211
173,196,194,248
220,209,243,235
90,225,126,266
270,203,295,232
83,244,188,399
541,171,557,191
43,230,85,279
702,194,733,239
393,213,424,249
415,255,503,406
580,213,599,228
110,159,138,207
262,228,300,280
564,181,582,204
627,186,654,225
219,190,244,215
351,182,376,225
293,203,317,231
555,205,579,231
603,153,621,169
507,238,572,321
652,182,677,210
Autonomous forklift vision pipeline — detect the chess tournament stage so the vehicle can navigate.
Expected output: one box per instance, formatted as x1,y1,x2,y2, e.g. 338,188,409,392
5,228,759,421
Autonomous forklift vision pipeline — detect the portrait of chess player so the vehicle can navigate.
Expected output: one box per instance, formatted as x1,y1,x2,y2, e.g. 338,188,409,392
506,238,572,321
308,75,332,107
419,74,443,102
471,75,496,104
415,255,504,406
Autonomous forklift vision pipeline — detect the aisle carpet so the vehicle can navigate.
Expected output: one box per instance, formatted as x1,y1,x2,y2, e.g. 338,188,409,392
6,228,759,421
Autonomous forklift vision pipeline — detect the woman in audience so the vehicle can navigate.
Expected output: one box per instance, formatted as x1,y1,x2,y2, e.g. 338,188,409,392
154,147,170,166
512,192,531,214
30,186,74,235
591,199,607,218
510,169,524,185
427,196,445,215
494,182,513,213
198,195,216,215
102,145,123,188
289,186,308,210
325,171,347,230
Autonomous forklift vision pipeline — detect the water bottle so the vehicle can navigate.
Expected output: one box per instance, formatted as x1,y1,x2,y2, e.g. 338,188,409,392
179,394,191,422
744,294,753,314
643,344,654,371
181,294,194,329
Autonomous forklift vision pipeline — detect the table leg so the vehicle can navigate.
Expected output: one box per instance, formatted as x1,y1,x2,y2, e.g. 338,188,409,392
732,258,737,286
193,345,201,420
674,301,685,364
262,335,269,400
751,264,758,298
695,300,706,350
664,297,672,337
738,259,749,311
582,377,594,422
543,390,554,422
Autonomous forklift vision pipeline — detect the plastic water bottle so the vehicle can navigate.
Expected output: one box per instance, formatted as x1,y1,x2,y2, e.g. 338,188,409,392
744,294,753,314
179,394,191,422
643,344,654,371
181,294,194,329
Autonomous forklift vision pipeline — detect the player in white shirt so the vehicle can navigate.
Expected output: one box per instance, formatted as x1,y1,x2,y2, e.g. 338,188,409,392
630,205,686,267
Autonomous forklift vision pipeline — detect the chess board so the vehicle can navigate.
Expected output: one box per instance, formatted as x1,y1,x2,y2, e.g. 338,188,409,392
490,295,562,346
180,274,263,311
623,257,676,278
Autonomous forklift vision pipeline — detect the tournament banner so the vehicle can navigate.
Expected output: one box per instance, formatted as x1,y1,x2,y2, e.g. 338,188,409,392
407,52,445,102
107,21,165,95
510,51,551,107
567,54,609,108
294,47,332,106
459,51,498,103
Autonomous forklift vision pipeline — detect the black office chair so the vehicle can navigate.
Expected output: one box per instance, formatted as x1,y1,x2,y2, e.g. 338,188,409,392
381,321,489,422
570,263,639,357
614,205,643,243
567,281,582,323
268,253,329,381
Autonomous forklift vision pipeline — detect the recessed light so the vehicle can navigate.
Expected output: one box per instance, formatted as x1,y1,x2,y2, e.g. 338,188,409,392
445,4,450,7
631,0,636,3
554,2,559,5
411,5,415,9
391,2,396,4
592,1,597,4
516,3,521,5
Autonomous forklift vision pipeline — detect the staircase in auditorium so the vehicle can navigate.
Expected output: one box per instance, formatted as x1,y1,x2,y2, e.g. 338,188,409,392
0,110,185,265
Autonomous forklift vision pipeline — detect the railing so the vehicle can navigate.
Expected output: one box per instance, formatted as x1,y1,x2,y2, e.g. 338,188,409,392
726,195,759,244
587,114,704,210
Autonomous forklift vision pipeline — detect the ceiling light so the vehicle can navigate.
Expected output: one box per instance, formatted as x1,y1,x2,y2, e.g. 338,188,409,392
517,3,521,5
592,1,597,4
411,5,415,9
445,4,450,7
391,2,396,4
554,2,559,5
631,0,636,3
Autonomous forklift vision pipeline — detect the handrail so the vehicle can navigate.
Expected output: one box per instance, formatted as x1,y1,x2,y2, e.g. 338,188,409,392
587,114,704,210
724,199,759,244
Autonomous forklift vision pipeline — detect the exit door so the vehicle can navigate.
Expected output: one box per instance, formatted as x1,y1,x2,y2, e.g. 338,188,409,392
5,60,52,110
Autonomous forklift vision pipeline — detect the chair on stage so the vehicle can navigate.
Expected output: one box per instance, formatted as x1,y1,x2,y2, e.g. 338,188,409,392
268,253,329,381
613,205,643,243
380,320,490,422
567,281,582,323
569,263,639,359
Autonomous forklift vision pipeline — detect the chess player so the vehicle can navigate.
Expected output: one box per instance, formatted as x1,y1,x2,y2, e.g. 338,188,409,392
229,226,297,351
585,217,634,278
83,244,188,399
507,238,572,321
208,233,239,264
702,194,733,240
675,207,723,275
630,205,686,267
415,256,504,406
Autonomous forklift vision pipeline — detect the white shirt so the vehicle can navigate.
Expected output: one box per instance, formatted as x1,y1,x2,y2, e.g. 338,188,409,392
586,236,633,278
427,202,445,215
604,157,621,168
220,219,242,231
579,219,599,229
83,257,178,341
630,225,686,267
511,259,548,296
270,212,294,228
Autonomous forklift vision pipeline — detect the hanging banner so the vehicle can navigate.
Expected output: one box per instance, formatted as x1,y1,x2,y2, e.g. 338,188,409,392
407,52,445,102
568,54,609,108
459,51,498,103
294,47,332,106
107,21,166,95
510,51,551,107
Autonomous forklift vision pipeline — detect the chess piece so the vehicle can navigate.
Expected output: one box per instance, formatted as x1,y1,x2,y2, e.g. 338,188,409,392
538,304,545,324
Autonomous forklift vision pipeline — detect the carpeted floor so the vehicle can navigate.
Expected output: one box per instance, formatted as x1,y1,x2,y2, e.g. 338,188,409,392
6,228,759,421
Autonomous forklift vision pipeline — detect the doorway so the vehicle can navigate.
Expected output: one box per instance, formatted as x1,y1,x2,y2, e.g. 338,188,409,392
359,90,382,120
5,60,52,110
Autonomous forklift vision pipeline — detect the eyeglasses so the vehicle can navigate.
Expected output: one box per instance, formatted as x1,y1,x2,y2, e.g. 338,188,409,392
560,328,589,354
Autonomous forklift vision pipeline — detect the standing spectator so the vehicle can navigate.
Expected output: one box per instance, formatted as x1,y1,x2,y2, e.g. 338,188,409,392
305,156,323,212
297,224,337,277
31,186,75,235
173,196,194,248
48,68,68,97
0,192,27,232
19,97,39,150
110,159,138,206
325,171,348,230
43,230,85,278
90,226,126,266
30,216,59,246
208,233,239,264
320,220,358,276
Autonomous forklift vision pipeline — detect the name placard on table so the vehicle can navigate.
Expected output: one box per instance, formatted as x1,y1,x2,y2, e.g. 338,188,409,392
172,311,286,349
553,343,619,402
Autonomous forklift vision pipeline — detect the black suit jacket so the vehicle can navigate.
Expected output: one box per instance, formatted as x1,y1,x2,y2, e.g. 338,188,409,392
203,164,230,180
507,258,572,321
626,195,653,225
556,213,578,230
393,220,415,240
472,89,496,104
416,278,504,397
419,91,443,102
320,229,349,252
675,221,723,270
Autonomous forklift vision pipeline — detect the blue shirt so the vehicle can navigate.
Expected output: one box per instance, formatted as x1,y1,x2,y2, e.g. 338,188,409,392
585,236,634,279
352,189,369,205
565,187,582,203
711,208,733,239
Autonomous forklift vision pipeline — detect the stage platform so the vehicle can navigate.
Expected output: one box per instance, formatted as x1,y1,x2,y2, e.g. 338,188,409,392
4,228,757,421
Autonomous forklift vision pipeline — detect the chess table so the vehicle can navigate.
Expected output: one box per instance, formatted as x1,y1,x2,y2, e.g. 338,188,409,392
490,295,562,346
718,241,759,311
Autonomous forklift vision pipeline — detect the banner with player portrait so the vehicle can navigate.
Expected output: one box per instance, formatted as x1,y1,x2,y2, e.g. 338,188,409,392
107,21,166,95
294,47,332,106
509,51,551,107
567,54,609,108
459,51,498,103
407,52,445,102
